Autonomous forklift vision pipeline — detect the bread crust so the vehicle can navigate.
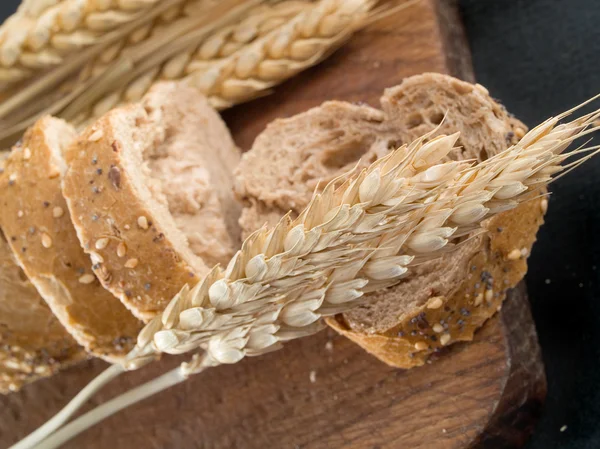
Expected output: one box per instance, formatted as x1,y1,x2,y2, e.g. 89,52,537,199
62,83,240,321
0,117,142,362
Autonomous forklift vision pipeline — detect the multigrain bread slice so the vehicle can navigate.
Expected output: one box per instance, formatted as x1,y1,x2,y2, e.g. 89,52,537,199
0,234,85,394
0,153,84,394
327,200,545,367
234,73,546,368
0,117,143,362
62,82,241,321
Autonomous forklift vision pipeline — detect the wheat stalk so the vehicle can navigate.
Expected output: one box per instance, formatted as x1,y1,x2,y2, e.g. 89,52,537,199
0,0,257,147
13,100,599,449
76,0,312,86
70,0,378,125
0,0,168,85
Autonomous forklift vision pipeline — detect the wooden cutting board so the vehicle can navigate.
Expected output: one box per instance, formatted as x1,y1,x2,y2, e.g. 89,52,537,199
0,1,547,448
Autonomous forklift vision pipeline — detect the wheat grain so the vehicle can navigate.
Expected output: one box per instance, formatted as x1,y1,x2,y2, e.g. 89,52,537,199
76,0,377,124
0,0,167,84
0,0,256,147
15,100,600,449
77,0,312,86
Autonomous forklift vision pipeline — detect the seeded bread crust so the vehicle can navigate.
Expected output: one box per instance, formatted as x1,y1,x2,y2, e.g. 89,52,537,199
62,83,240,321
0,213,85,394
0,117,142,362
235,73,545,368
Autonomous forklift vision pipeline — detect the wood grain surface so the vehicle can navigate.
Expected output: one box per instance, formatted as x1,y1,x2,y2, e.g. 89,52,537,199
0,1,546,448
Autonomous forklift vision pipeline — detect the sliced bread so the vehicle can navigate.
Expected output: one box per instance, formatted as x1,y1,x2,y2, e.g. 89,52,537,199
0,234,85,394
234,73,545,368
62,82,241,321
0,151,84,393
0,117,143,362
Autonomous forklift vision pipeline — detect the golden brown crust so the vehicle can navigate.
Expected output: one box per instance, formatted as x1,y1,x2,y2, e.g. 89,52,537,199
0,117,142,362
0,232,85,394
327,195,546,368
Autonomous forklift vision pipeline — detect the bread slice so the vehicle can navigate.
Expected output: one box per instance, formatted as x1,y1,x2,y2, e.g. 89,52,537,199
62,82,241,321
0,233,85,394
0,117,143,362
234,73,545,368
0,152,84,394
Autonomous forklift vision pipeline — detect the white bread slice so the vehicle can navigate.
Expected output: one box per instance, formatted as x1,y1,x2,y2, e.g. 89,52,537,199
62,82,241,321
234,73,545,368
0,117,142,362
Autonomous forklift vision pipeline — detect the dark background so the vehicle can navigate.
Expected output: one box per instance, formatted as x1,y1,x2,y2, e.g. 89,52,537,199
1,1,599,448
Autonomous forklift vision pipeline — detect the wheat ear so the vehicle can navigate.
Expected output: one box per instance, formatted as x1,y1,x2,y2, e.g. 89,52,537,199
16,100,600,449
74,0,379,125
76,0,312,86
0,0,166,84
0,0,257,147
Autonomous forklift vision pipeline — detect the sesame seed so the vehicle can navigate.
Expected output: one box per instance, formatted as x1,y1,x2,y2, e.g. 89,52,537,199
325,341,333,352
95,238,109,250
440,333,451,346
8,173,17,184
124,224,130,230
474,293,484,306
17,210,23,218
433,324,444,333
124,258,138,268
90,252,104,264
485,289,494,302
414,341,428,351
137,216,149,230
41,233,52,248
520,247,529,257
309,370,317,383
560,425,567,432
497,305,502,312
79,274,96,284
23,147,31,160
507,249,521,260
117,242,127,258
88,129,104,142
541,199,548,213
52,207,64,218
427,296,444,309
